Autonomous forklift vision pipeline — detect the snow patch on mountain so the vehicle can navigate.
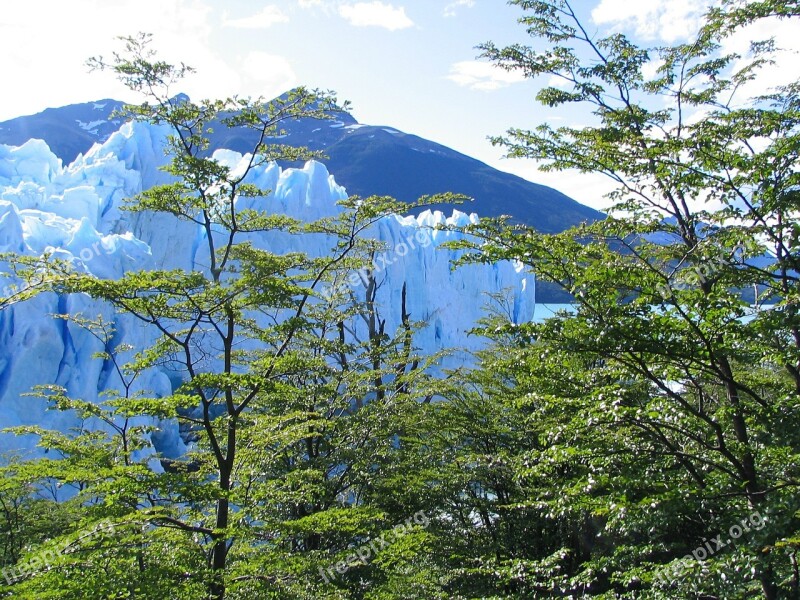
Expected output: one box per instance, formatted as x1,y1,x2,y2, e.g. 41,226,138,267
76,119,107,134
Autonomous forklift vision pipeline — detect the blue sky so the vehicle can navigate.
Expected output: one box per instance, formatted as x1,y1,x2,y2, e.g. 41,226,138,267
1,1,798,210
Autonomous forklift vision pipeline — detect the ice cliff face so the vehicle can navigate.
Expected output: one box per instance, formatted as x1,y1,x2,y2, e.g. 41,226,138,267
0,121,534,457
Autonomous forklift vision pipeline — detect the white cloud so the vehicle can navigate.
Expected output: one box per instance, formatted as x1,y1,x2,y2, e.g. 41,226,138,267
546,73,571,89
499,159,615,213
0,0,299,122
721,17,800,101
640,58,665,81
591,0,712,42
592,1,800,101
238,52,298,98
0,0,231,120
447,61,526,91
223,6,289,29
338,2,414,30
444,0,475,18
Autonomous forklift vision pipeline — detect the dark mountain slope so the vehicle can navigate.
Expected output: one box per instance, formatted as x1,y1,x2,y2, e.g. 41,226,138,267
0,99,125,163
320,126,596,233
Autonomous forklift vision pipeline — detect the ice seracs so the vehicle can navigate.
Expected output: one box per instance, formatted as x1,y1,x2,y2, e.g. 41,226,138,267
0,120,535,458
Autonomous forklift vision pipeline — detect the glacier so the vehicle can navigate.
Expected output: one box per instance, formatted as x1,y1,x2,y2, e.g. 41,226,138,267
0,120,535,458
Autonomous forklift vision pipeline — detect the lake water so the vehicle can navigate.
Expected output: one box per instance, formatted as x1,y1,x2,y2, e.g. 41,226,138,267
531,303,576,322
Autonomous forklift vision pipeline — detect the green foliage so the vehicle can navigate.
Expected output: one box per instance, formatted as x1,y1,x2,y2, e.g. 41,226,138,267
1,33,457,600
6,4,800,599
0,252,71,311
433,1,800,598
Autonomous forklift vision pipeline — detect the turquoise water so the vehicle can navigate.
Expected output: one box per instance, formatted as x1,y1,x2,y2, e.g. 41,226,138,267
531,303,770,324
531,303,576,322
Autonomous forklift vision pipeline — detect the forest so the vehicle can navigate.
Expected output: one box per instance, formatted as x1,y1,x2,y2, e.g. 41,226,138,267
1,1,800,598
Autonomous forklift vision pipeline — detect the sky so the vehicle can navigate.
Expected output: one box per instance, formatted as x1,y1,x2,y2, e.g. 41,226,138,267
1,1,798,212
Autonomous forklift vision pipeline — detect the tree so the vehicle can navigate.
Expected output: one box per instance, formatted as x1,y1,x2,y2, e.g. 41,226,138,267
0,34,456,600
0,253,66,311
445,1,800,597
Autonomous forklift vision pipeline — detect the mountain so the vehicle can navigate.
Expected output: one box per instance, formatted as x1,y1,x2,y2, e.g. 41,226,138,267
0,100,126,167
0,120,536,457
0,98,602,234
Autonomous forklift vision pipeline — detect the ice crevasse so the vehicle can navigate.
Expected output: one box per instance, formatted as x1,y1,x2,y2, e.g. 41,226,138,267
0,120,535,458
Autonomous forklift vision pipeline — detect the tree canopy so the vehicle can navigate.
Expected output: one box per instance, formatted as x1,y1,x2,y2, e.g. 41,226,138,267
3,2,800,599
